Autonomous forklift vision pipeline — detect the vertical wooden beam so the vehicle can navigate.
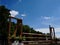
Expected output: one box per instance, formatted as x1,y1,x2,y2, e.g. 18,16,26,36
53,27,56,44
17,19,22,41
8,17,11,45
53,27,55,40
49,25,52,44
49,25,52,40
49,25,56,44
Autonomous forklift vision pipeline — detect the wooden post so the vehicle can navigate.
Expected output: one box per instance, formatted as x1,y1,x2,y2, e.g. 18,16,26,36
8,17,11,45
49,25,52,40
53,27,55,40
17,19,22,41
49,25,52,44
53,27,57,44
49,25,56,44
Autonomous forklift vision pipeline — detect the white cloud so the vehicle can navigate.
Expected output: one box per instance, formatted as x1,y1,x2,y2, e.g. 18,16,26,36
10,10,19,17
41,16,51,20
35,28,60,38
20,14,26,19
44,16,51,20
40,16,58,26
35,28,49,33
21,14,26,17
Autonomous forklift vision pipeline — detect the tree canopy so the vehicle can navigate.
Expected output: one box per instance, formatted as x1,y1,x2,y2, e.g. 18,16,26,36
0,5,10,45
0,5,10,37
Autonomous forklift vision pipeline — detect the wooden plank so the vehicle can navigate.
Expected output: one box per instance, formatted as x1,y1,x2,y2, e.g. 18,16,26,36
23,33,50,37
24,37,50,39
22,40,51,43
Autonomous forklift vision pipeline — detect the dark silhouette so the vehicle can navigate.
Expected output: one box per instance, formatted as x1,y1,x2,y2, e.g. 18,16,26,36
0,5,10,45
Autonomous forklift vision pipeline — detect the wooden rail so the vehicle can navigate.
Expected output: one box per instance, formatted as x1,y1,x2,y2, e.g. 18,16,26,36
23,37,51,40
22,40,51,43
23,33,50,37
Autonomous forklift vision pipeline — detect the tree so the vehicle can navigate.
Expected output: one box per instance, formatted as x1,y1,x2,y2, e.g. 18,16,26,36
23,25,31,33
0,5,10,45
0,5,10,35
23,25,43,34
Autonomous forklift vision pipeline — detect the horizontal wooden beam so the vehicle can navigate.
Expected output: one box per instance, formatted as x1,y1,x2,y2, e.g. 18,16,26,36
22,40,51,43
23,33,50,37
23,37,51,39
9,16,22,20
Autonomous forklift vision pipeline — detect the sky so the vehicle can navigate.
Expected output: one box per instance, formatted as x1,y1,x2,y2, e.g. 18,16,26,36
1,0,60,38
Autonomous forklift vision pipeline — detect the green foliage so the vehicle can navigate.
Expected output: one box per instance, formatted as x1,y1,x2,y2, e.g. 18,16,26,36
23,25,43,34
23,25,31,33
